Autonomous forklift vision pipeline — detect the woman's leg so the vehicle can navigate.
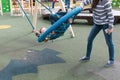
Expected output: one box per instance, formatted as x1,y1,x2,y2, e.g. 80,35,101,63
86,24,102,58
102,25,114,61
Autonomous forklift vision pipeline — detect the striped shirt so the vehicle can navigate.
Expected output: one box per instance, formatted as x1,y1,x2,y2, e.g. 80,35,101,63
80,0,114,28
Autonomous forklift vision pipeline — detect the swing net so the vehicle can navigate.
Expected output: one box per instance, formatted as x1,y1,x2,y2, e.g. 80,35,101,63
16,0,82,42
44,12,70,40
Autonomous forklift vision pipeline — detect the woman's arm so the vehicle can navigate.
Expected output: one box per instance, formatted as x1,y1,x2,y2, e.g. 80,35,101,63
105,0,114,29
105,0,114,34
80,0,92,9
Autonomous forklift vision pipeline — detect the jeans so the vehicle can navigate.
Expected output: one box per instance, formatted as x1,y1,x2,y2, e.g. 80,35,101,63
86,24,114,61
52,2,55,8
65,0,70,8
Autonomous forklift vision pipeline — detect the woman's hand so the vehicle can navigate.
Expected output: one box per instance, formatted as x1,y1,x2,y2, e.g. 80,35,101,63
106,28,113,35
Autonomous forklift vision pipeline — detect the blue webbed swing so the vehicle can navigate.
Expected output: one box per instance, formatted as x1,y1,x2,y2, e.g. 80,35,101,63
38,7,82,42
46,12,70,40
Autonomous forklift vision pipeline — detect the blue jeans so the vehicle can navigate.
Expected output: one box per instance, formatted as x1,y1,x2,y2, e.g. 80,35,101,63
65,0,70,8
52,2,55,8
86,24,114,61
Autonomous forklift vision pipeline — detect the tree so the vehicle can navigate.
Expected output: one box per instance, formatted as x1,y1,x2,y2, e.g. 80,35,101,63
111,0,120,8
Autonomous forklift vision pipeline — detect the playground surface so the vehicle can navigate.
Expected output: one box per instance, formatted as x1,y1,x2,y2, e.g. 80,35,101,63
0,13,120,80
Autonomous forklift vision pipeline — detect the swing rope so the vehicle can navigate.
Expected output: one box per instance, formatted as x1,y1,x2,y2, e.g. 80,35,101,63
16,0,35,30
17,0,54,31
45,0,51,10
17,0,58,31
35,0,53,14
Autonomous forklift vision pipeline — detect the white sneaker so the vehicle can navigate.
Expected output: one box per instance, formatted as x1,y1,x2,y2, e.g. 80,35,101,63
104,60,114,67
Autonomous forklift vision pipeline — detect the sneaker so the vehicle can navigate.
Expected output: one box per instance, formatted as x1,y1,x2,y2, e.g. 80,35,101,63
104,60,114,67
79,56,90,62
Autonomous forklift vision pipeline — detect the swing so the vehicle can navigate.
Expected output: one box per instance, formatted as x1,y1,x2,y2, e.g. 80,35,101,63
17,0,82,42
38,7,82,42
44,11,70,40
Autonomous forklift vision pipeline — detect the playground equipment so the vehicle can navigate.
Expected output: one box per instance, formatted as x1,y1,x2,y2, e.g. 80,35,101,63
1,0,11,12
59,0,75,37
42,0,75,19
73,9,120,25
0,0,10,15
0,0,3,15
10,0,22,16
38,7,82,42
10,0,32,16
34,0,75,38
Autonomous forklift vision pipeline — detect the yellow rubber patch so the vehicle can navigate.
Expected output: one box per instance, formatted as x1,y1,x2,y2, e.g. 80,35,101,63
0,25,11,29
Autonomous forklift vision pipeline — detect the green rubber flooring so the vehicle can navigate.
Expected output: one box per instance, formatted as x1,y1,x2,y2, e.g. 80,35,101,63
0,13,120,80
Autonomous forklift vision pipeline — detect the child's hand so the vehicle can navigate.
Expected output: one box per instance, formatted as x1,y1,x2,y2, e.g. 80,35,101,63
32,29,38,33
43,38,49,42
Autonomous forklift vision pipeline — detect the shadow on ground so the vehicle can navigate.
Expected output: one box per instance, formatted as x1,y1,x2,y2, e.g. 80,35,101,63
0,48,65,80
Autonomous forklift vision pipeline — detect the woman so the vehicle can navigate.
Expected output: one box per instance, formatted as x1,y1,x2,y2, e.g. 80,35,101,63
79,0,114,67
